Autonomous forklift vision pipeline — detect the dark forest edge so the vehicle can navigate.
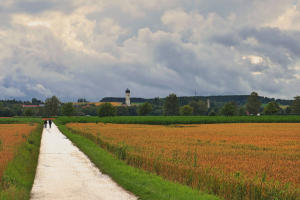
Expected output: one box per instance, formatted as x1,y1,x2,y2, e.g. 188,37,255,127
56,115,300,125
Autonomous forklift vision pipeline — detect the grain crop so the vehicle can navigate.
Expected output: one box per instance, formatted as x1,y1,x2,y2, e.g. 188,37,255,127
0,124,37,180
67,122,300,200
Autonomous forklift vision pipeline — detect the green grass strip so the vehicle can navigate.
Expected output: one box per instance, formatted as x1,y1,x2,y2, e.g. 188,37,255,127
58,124,220,200
0,124,43,200
56,115,300,125
0,118,42,124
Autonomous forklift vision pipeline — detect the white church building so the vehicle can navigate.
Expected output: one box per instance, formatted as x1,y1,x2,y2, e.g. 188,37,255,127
125,88,131,106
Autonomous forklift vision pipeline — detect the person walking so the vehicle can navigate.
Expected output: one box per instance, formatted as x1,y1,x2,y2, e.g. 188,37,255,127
48,120,52,128
44,120,47,128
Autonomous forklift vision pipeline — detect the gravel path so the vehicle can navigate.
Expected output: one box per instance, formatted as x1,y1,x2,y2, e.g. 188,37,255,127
30,123,137,200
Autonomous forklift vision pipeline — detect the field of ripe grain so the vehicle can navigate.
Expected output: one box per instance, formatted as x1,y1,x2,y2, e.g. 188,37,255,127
0,124,38,179
67,123,300,200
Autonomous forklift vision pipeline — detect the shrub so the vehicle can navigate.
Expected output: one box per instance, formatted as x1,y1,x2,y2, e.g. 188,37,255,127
263,102,280,115
98,103,116,117
180,105,193,116
61,102,75,116
116,106,129,116
138,102,153,116
220,102,238,116
189,100,208,115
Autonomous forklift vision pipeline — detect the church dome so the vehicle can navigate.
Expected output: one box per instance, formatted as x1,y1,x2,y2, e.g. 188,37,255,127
126,88,130,93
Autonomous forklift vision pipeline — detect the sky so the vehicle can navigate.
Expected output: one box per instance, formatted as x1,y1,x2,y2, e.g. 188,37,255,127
1,0,300,101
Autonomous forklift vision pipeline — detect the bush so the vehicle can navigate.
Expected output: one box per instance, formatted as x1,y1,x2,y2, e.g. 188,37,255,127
209,111,216,116
220,102,238,116
24,108,34,116
263,102,280,115
189,100,207,115
138,103,153,116
180,105,193,116
116,106,129,116
98,103,116,117
61,102,75,116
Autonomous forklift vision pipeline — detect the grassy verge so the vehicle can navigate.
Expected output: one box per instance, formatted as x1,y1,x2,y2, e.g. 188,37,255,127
0,118,42,124
0,124,43,200
56,115,300,125
57,124,220,200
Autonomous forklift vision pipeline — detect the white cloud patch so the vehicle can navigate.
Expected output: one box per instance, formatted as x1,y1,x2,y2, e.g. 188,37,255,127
242,55,264,65
0,86,25,97
268,2,300,31
29,84,53,97
0,0,300,100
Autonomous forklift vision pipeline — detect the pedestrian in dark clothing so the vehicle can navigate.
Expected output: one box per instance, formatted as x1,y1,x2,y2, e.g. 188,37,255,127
48,120,52,128
44,120,47,128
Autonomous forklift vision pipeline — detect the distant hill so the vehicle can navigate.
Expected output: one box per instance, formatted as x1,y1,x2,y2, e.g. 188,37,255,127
101,95,293,106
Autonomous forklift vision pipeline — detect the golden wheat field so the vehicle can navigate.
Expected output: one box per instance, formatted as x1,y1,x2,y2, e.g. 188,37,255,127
0,124,37,179
67,123,300,199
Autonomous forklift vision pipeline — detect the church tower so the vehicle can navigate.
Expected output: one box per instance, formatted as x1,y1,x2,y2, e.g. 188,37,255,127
207,98,210,109
125,88,131,106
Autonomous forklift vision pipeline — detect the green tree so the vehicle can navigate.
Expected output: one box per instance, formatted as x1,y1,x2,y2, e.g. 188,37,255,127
116,106,129,116
24,108,34,116
263,101,280,115
246,92,261,115
208,111,216,116
291,96,300,114
9,104,22,116
32,98,42,105
238,107,246,116
98,103,116,117
180,105,193,116
128,106,138,116
189,100,208,115
220,102,237,116
44,96,60,116
138,102,153,116
62,102,75,116
164,93,179,116
285,106,292,115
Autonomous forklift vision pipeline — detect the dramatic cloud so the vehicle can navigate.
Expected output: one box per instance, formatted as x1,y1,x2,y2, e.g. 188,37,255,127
0,0,300,101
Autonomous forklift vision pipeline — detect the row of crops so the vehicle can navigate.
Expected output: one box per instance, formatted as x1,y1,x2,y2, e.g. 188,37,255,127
56,115,300,125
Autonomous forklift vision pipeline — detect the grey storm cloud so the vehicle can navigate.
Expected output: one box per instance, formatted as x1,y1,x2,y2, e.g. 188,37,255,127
0,0,300,101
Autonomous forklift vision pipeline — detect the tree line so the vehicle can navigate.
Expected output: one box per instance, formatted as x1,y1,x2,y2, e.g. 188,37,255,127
0,93,300,117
